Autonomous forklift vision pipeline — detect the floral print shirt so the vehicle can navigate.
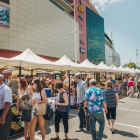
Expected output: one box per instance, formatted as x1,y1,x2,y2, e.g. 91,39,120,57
83,87,106,113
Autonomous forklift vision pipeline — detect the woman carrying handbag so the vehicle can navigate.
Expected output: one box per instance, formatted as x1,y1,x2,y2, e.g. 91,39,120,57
17,77,33,140
30,79,48,140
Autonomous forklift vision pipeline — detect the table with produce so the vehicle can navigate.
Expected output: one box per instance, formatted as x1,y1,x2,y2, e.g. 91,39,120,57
9,94,24,137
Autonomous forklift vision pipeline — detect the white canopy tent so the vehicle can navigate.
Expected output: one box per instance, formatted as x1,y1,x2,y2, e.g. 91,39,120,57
98,62,114,72
0,57,18,67
125,67,136,76
110,64,121,73
135,69,140,74
55,55,93,71
118,66,129,74
9,48,63,69
79,59,104,72
131,68,138,75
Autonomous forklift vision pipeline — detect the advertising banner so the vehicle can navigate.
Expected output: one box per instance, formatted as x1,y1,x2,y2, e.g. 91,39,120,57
0,5,9,27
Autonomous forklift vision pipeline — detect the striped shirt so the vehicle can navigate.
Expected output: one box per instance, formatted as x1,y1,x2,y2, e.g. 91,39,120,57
77,80,87,104
103,89,117,108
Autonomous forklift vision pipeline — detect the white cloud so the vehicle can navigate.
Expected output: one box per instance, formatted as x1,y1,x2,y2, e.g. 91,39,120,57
91,0,123,11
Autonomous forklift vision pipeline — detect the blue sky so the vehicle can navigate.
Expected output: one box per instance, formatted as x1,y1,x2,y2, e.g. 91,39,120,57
91,0,140,66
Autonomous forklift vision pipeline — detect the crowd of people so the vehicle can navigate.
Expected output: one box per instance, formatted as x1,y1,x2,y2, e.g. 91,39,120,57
0,73,140,140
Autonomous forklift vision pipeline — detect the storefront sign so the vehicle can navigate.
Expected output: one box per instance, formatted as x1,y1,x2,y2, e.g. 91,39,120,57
80,47,85,54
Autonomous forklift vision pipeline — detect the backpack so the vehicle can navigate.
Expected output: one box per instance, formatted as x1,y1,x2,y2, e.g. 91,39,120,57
43,103,53,121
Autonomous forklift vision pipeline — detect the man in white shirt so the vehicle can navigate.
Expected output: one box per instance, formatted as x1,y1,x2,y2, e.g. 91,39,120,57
0,74,12,140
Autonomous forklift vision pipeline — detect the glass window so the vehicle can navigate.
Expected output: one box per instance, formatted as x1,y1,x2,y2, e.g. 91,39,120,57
86,7,105,64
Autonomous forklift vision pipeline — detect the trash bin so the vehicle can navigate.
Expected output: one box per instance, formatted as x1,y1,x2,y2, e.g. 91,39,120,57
44,88,51,97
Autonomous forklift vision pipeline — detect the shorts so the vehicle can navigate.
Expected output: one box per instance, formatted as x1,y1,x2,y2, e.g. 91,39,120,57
21,109,31,122
106,106,116,120
32,107,37,116
128,86,134,93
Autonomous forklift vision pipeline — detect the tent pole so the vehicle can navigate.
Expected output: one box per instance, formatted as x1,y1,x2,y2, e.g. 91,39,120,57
31,69,33,78
68,70,70,102
94,72,96,79
19,66,21,77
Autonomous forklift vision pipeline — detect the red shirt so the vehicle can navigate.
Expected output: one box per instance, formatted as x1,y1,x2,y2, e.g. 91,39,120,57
128,81,134,87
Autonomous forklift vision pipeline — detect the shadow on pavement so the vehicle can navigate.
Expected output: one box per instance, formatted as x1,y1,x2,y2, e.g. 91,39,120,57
118,101,126,103
82,130,108,139
114,129,138,138
119,95,127,100
69,138,79,140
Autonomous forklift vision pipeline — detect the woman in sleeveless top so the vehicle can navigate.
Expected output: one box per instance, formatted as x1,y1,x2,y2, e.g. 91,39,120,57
17,77,33,140
30,79,48,140
128,77,135,98
51,81,69,140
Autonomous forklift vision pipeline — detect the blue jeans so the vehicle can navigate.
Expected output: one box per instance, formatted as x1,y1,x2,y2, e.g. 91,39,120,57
78,102,86,128
89,112,105,140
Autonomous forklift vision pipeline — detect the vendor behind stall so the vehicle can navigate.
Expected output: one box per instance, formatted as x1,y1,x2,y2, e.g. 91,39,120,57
7,74,18,94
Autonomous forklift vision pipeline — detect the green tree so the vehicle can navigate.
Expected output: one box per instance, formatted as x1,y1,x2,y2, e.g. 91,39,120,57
122,63,128,68
124,62,137,69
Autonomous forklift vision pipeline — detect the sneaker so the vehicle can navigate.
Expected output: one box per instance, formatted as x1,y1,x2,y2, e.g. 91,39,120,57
110,127,115,134
76,128,84,132
107,125,110,128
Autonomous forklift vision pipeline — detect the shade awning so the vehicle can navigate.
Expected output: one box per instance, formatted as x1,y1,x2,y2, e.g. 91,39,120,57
98,62,113,72
55,55,93,71
8,48,63,69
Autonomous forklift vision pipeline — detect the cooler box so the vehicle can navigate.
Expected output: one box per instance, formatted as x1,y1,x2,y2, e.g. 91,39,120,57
44,88,51,97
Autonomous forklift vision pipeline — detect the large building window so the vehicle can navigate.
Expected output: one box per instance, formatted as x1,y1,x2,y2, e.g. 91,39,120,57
86,7,105,64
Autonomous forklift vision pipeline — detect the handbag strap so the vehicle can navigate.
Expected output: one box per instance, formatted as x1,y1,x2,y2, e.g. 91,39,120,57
40,91,43,100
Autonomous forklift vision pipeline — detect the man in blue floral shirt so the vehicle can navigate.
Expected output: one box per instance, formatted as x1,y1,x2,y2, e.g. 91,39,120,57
83,79,107,140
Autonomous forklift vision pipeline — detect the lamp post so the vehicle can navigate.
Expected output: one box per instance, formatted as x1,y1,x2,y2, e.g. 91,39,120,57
70,0,82,63
136,47,138,67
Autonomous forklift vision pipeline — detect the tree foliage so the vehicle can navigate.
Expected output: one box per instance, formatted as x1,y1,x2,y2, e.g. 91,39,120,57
123,62,137,69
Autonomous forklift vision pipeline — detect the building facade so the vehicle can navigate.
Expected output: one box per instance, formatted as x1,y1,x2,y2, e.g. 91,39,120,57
0,0,120,66
0,0,79,61
105,33,121,67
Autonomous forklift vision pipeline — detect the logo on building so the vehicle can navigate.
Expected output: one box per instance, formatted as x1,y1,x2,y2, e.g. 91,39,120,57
78,5,83,13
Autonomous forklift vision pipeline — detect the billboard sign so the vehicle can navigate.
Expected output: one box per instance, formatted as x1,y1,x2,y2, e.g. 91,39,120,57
0,5,9,27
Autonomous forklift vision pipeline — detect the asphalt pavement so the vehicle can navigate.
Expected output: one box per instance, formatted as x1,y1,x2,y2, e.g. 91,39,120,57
10,92,140,140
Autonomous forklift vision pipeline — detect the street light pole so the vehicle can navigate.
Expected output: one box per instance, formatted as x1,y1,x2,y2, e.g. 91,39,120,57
73,0,77,63
136,47,138,67
110,32,114,64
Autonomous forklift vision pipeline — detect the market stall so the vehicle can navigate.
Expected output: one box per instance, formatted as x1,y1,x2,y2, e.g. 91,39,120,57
9,95,24,137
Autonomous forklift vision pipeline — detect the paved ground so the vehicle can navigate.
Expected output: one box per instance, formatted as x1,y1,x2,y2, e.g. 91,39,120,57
10,93,140,140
